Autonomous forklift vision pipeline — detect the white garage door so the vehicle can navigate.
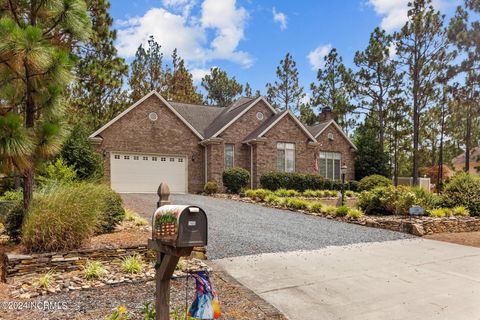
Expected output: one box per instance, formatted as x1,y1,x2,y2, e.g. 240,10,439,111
110,153,187,194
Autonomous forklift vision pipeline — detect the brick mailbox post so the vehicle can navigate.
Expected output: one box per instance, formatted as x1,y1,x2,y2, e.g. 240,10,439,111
148,182,208,320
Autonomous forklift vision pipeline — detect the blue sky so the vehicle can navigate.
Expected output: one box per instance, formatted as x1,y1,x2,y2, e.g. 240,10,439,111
109,0,459,99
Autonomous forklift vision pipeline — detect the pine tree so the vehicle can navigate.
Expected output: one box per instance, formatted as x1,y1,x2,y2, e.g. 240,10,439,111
69,0,129,130
166,49,203,104
129,36,168,101
0,1,92,210
310,48,354,132
395,0,453,185
353,28,403,150
201,67,243,107
299,103,317,126
354,118,391,180
244,82,253,97
266,53,305,111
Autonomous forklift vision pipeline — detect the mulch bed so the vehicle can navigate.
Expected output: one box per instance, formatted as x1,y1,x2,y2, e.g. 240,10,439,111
0,271,286,320
425,231,480,248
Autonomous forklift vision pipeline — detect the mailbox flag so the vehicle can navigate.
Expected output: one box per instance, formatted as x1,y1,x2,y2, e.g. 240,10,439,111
188,272,221,319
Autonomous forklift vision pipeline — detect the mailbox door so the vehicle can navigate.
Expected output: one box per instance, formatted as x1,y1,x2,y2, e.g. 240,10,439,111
177,207,207,247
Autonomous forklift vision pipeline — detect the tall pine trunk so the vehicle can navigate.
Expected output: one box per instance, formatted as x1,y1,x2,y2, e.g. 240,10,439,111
465,103,472,172
23,63,35,211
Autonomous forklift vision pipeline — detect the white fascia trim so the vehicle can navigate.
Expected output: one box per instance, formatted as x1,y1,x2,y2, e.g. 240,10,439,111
257,110,317,142
211,96,278,138
89,90,204,140
314,120,357,150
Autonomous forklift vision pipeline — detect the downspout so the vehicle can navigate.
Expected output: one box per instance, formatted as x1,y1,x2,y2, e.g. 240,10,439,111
247,142,253,189
204,146,208,185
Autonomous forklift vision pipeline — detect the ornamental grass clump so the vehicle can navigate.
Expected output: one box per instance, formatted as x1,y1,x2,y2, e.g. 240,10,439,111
121,255,145,274
323,205,337,215
302,189,318,198
22,182,125,252
83,260,106,280
428,208,448,217
307,201,324,213
251,189,273,201
453,206,469,216
283,198,309,210
274,188,299,197
346,208,364,219
265,194,283,206
37,270,55,289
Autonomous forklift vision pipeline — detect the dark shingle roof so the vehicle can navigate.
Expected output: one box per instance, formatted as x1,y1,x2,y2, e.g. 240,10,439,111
243,110,287,142
203,97,256,138
307,121,331,137
169,102,224,137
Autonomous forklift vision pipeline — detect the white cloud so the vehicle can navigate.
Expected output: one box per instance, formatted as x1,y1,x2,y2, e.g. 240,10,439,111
162,0,196,16
190,67,212,84
368,0,457,32
116,0,252,67
307,44,332,70
272,7,287,30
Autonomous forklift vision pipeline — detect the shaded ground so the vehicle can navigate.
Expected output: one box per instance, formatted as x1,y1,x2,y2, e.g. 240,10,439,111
122,194,413,259
0,271,285,320
425,231,480,248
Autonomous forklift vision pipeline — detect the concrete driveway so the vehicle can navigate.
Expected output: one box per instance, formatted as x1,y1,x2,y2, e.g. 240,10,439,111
122,194,480,319
214,239,480,320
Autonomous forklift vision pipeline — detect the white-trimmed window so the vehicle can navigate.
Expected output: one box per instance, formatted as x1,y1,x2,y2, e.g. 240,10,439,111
277,143,295,172
319,152,341,180
224,144,234,169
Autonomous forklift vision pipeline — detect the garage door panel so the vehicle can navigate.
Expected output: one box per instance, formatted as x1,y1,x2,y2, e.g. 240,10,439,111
110,153,186,193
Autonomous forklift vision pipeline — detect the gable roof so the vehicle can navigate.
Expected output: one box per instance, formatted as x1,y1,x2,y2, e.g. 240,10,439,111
309,119,357,150
89,91,204,139
205,96,278,138
244,110,317,142
169,101,224,137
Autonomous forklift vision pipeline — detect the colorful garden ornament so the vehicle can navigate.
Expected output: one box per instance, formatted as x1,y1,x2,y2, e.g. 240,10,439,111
188,272,221,319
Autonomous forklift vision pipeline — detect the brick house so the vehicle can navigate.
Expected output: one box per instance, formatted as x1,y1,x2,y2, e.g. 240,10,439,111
89,91,357,193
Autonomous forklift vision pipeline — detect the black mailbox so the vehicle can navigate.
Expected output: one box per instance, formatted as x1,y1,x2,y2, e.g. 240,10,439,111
152,205,208,247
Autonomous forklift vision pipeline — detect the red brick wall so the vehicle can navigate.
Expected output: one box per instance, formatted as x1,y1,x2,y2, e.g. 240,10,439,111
315,124,356,180
93,95,205,193
253,114,317,187
213,101,276,184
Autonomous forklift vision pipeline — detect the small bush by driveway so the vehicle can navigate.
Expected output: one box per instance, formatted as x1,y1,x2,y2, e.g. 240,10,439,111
121,194,412,259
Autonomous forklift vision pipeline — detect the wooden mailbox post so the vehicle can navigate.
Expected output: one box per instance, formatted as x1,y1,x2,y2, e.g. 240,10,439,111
148,182,208,320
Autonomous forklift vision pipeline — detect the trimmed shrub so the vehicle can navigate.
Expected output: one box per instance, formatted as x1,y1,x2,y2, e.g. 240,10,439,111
335,205,349,217
204,181,218,195
442,173,480,216
347,208,364,219
358,186,417,215
22,183,124,252
5,201,24,241
348,180,360,192
410,186,441,209
222,168,250,193
358,174,391,191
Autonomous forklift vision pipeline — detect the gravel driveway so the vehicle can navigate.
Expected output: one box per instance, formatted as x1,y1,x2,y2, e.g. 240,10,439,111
122,194,412,259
